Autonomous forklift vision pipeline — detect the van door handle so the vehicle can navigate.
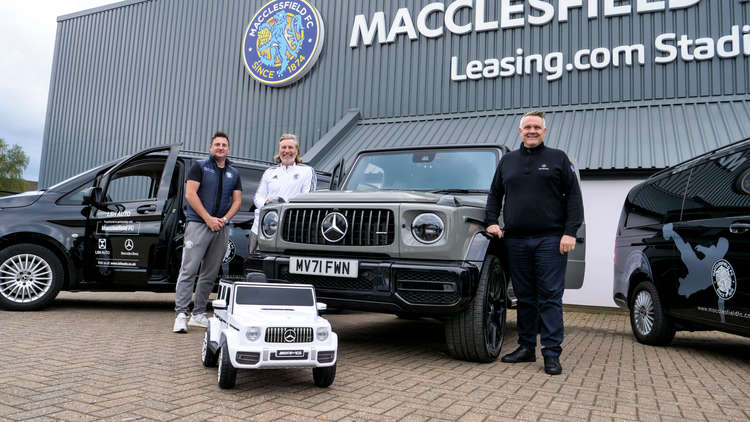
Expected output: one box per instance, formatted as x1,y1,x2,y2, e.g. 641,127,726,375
137,204,157,214
729,222,750,234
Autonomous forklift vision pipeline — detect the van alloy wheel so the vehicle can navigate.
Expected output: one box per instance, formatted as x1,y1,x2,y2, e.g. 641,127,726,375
633,290,655,335
628,281,675,346
0,253,53,304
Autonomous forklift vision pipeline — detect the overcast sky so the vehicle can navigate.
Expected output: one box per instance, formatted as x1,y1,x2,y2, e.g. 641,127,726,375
0,1,119,181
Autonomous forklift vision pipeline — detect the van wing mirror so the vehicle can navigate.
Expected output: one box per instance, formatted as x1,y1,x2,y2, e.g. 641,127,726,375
82,186,103,207
212,299,227,310
316,302,327,312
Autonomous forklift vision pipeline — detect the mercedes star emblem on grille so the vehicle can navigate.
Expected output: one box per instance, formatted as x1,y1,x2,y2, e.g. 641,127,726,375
284,329,296,343
321,212,348,243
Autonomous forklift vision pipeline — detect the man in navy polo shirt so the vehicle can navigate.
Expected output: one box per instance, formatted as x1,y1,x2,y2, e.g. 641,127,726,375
173,131,242,333
485,111,584,375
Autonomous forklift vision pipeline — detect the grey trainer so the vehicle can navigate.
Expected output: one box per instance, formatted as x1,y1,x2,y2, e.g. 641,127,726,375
189,313,209,328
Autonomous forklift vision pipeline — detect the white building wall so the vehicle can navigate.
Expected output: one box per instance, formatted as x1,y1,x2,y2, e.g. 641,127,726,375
563,178,646,307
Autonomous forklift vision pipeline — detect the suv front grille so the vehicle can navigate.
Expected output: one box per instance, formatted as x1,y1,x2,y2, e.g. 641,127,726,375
281,208,395,246
396,270,461,305
265,327,313,343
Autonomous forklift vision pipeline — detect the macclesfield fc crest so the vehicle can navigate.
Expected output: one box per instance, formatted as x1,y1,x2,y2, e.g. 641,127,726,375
712,259,737,300
242,0,325,87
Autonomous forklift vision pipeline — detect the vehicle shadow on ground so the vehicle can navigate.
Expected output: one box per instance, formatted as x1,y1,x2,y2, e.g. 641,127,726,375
328,313,522,360
49,295,175,310
668,335,750,360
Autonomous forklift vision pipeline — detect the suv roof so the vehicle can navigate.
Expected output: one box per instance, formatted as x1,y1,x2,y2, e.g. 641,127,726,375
355,144,510,155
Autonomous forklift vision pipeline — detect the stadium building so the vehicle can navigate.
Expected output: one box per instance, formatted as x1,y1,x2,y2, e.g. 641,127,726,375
40,0,750,306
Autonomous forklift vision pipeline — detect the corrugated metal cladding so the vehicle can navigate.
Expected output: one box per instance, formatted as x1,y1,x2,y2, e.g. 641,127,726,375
314,97,750,171
40,0,750,186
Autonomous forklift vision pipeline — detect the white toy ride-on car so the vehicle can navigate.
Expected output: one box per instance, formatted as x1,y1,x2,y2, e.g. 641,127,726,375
201,274,338,389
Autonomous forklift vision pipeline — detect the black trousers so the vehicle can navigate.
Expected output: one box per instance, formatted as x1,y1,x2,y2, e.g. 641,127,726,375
504,235,567,358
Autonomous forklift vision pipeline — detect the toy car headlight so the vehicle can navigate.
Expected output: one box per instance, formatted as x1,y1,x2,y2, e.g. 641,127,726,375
411,213,444,244
245,326,262,341
316,327,329,342
261,210,279,237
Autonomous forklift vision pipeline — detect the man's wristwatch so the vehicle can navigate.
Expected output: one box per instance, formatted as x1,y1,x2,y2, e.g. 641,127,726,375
222,217,228,224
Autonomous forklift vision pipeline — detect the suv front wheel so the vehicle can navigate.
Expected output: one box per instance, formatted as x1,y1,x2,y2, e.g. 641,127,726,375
445,254,507,362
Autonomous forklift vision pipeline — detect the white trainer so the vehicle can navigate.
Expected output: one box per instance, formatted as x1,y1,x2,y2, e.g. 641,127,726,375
173,313,188,333
189,313,209,328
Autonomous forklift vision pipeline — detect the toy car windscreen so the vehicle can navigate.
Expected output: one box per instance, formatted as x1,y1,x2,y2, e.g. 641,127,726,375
235,286,314,306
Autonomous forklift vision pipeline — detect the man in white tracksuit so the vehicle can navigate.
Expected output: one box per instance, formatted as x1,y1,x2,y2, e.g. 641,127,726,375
250,133,316,251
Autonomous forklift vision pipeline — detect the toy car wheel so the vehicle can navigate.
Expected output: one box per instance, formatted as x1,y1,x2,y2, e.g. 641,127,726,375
629,281,675,346
445,254,506,362
201,327,218,367
312,364,336,388
217,342,237,389
0,244,64,311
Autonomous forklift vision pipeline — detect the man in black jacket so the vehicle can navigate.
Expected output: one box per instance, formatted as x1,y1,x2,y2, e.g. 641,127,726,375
485,111,584,375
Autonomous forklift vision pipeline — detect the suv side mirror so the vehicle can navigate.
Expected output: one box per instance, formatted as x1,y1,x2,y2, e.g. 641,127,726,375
212,299,227,310
329,158,345,190
316,302,327,312
82,186,103,207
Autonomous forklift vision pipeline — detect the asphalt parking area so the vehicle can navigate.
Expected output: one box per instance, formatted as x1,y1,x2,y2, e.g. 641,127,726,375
2,292,750,421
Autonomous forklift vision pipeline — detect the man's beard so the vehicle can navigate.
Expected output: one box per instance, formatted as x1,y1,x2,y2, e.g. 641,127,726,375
281,155,295,165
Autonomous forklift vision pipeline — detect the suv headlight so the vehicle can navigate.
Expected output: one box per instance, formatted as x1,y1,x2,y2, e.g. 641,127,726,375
316,327,329,342
261,210,279,237
245,326,261,341
411,213,444,244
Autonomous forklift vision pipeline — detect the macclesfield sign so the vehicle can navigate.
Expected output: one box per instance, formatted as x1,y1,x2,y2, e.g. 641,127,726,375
243,0,325,87
349,0,750,83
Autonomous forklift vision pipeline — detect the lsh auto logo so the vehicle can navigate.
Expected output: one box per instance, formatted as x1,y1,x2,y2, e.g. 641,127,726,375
242,0,325,87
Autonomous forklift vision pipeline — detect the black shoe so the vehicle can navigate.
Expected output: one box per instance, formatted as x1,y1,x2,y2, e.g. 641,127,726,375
543,356,562,375
501,346,536,363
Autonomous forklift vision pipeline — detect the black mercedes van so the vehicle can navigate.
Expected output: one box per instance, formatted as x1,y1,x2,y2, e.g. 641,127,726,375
614,138,750,345
0,145,327,311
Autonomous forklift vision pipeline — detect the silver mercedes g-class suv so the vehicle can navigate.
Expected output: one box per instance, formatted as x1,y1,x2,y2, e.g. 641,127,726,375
247,145,586,362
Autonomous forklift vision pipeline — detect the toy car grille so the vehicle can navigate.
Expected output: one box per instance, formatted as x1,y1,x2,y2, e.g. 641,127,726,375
235,351,260,364
282,208,395,246
265,327,314,343
317,351,335,363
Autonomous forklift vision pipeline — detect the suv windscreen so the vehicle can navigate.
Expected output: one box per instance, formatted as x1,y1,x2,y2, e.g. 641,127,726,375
343,148,499,192
235,286,314,306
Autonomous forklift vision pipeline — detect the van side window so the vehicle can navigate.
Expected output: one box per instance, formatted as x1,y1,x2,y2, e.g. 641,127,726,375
57,179,95,205
682,151,750,220
105,160,165,203
625,169,691,227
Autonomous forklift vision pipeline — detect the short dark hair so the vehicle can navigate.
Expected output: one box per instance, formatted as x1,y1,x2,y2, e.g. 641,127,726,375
211,131,230,145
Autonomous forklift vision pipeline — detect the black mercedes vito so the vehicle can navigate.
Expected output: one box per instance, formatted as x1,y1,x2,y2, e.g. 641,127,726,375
0,145,282,311
614,137,750,345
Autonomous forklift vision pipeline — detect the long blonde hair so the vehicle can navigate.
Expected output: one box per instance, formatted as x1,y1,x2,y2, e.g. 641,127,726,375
273,133,303,164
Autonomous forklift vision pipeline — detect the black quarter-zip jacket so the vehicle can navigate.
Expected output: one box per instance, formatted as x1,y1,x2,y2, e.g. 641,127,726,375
485,142,584,238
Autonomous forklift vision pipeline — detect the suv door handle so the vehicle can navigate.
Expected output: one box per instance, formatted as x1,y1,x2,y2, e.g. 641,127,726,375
729,222,750,234
137,204,157,214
